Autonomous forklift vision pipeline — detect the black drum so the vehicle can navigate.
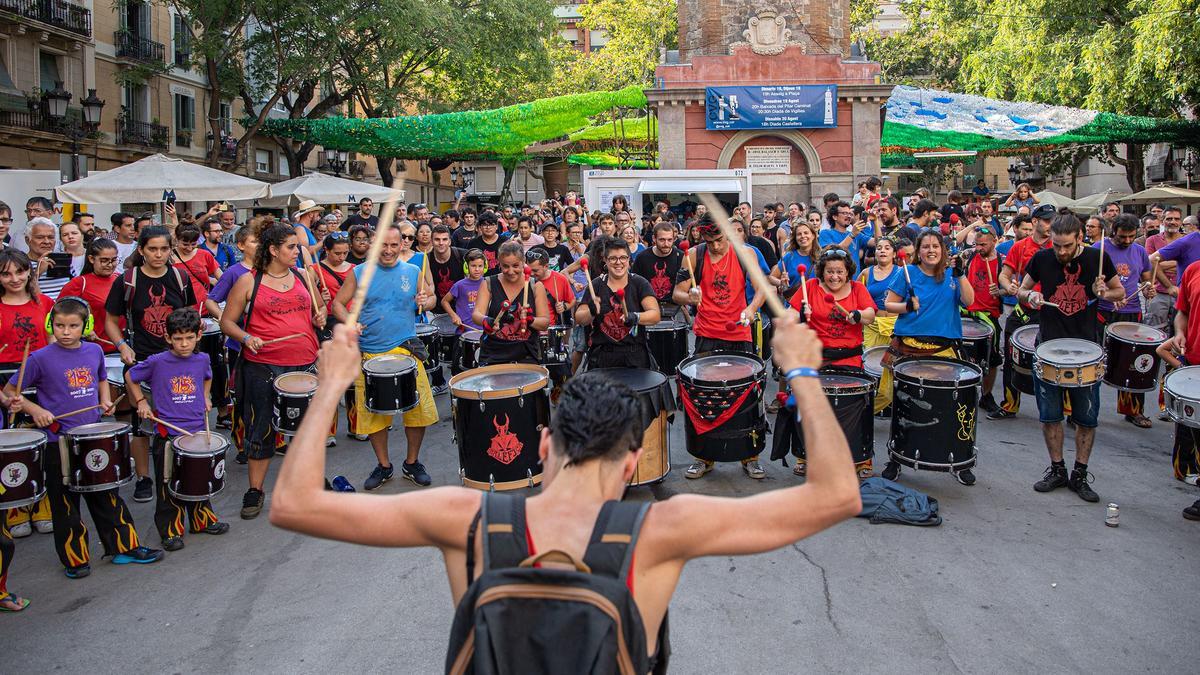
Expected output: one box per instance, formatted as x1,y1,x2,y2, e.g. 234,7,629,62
821,371,875,464
432,314,459,364
362,354,419,415
677,352,767,462
538,325,571,368
168,433,230,501
1103,322,1166,392
450,365,550,491
200,318,225,366
272,372,318,436
416,323,440,369
960,316,994,370
889,357,982,473
752,313,774,364
456,330,483,374
1009,324,1039,396
593,368,676,485
648,319,689,376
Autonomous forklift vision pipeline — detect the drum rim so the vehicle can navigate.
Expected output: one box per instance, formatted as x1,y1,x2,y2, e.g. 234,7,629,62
449,363,550,399
647,319,686,331
274,370,320,393
362,353,419,376
173,434,232,454
592,367,669,392
892,356,983,386
64,421,133,439
416,323,438,335
677,350,766,388
0,428,48,449
1105,321,1167,345
1164,365,1200,398
460,329,484,343
0,488,47,509
1010,324,1040,351
1034,338,1105,365
960,316,995,338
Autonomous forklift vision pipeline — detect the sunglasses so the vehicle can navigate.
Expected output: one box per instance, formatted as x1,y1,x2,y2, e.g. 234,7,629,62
327,231,349,240
401,234,415,241
524,250,548,263
821,248,849,259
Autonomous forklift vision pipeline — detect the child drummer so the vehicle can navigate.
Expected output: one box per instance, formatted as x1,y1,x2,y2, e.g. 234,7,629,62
4,297,163,585
127,308,229,552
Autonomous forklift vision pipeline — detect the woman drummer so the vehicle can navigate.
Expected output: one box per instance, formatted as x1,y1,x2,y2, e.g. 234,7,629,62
881,228,975,484
858,236,904,414
315,232,359,435
219,223,324,519
472,240,550,365
61,238,122,354
766,221,820,414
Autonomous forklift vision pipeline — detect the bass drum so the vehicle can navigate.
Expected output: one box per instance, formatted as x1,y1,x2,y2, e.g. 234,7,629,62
450,365,550,491
1103,322,1165,392
888,357,982,473
677,352,767,462
456,330,484,374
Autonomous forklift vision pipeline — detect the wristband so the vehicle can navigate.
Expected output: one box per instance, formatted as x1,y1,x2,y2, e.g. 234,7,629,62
242,334,253,344
115,339,127,349
850,310,862,324
905,297,915,312
784,367,820,381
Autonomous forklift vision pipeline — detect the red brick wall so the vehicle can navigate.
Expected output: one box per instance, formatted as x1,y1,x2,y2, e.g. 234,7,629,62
681,102,854,174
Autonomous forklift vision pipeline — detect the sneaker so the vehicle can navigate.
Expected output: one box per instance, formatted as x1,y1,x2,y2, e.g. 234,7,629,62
33,520,53,534
111,546,164,565
1034,464,1069,492
326,436,337,448
133,476,153,503
979,395,1000,415
401,461,431,487
685,461,713,479
742,460,766,479
64,563,91,579
881,461,901,481
766,398,782,414
235,450,247,465
364,463,394,491
986,408,1015,420
348,433,369,442
1183,499,1200,521
432,383,449,396
856,466,874,480
216,415,233,429
1159,411,1173,422
162,536,185,552
199,522,230,535
955,469,977,486
240,488,265,520
793,461,807,477
10,521,31,538
1067,468,1099,503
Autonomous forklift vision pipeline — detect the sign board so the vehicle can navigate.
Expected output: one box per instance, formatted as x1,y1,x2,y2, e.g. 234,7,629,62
744,146,791,174
598,189,636,214
705,85,837,131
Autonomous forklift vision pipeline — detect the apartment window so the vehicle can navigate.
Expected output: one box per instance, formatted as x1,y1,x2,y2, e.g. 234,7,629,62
173,14,191,67
255,149,271,174
123,84,149,122
278,155,290,176
218,102,232,134
39,52,63,92
173,93,194,146
0,40,14,90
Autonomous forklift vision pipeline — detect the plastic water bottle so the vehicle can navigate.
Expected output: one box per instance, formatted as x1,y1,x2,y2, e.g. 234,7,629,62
331,475,356,493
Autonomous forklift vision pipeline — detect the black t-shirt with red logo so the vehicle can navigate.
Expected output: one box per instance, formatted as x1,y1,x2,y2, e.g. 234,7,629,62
1025,246,1116,344
428,248,466,313
630,248,682,305
580,274,654,348
466,235,504,276
105,268,196,360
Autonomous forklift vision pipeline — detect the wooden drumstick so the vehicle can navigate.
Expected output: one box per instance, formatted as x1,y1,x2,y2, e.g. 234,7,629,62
824,292,852,319
302,247,330,298
580,257,598,307
345,192,404,329
679,240,700,307
52,403,103,421
8,339,30,426
797,264,809,307
146,413,194,437
696,194,787,317
294,256,323,321
260,333,305,346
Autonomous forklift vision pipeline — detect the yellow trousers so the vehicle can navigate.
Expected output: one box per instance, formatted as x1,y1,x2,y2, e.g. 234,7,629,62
864,316,896,414
6,496,51,527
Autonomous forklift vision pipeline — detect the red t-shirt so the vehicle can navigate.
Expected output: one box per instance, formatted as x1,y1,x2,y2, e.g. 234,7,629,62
1175,262,1200,365
791,279,875,367
0,295,55,363
539,270,574,324
175,249,219,310
1003,236,1052,308
60,273,122,353
317,263,353,314
964,253,1002,316
243,280,319,366
694,248,750,342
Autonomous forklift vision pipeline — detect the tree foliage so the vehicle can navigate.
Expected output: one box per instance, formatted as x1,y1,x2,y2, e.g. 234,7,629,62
550,0,678,94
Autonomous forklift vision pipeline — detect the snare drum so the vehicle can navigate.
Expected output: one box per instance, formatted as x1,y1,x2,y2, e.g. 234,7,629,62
272,372,318,436
647,319,689,376
416,323,440,369
960,317,994,369
677,352,767,462
595,368,675,485
200,318,225,366
0,366,38,428
1034,339,1106,388
1164,367,1200,428
456,330,483,373
821,371,875,464
105,354,133,414
1009,324,1040,395
65,421,134,492
362,354,418,414
889,358,981,473
0,429,47,509
1103,322,1166,392
450,365,550,490
168,433,230,501
863,346,888,382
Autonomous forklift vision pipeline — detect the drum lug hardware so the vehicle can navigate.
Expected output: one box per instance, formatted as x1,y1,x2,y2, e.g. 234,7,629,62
527,469,534,487
489,475,496,492
519,396,525,408
479,400,486,413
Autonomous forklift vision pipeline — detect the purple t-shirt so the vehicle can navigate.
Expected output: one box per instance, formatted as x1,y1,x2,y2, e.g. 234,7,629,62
209,261,252,351
448,277,483,331
1156,231,1200,286
128,351,212,434
8,342,105,440
1093,239,1150,313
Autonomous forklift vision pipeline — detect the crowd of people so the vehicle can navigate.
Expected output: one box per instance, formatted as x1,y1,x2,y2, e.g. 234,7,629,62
1,181,1198,620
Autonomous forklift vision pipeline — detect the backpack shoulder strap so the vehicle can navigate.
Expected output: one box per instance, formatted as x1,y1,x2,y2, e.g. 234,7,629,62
693,243,707,284
122,267,137,332
481,492,529,571
582,500,651,582
240,271,266,329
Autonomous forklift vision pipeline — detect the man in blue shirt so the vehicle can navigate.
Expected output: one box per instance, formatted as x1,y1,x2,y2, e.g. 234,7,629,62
818,201,875,270
198,217,237,270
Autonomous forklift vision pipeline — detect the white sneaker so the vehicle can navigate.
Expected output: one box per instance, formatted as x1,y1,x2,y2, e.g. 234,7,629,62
10,521,32,538
685,461,713,479
326,436,337,448
34,520,53,534
742,460,766,479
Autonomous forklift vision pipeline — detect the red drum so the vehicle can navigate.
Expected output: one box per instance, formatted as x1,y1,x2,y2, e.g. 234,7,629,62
168,433,230,501
0,429,47,509
65,421,134,492
1103,322,1166,392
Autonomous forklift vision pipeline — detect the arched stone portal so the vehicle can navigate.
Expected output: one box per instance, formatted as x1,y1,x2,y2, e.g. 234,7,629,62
715,129,822,174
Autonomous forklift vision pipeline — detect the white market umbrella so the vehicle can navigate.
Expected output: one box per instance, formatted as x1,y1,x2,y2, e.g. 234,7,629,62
259,172,403,206
55,153,270,204
1073,188,1126,213
1034,190,1080,211
1117,185,1200,205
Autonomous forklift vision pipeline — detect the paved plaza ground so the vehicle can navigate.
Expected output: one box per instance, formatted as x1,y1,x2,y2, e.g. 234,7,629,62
8,383,1199,674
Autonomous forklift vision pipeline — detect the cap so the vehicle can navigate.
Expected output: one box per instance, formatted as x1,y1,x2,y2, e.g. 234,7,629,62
1031,204,1056,221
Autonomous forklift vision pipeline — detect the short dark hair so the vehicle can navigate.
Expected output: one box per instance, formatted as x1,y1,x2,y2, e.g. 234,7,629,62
478,212,499,227
167,307,202,336
1050,211,1083,237
49,296,90,326
550,372,643,467
653,221,675,237
1112,213,1139,234
822,192,840,205
74,212,94,223
1101,201,1121,212
602,237,631,259
517,215,533,228
1163,205,1183,218
497,240,524,261
25,196,53,211
431,224,451,237
358,197,372,206
912,199,938,219
816,247,857,280
866,176,882,190
110,212,132,227
134,214,154,229
444,209,460,220
465,249,486,265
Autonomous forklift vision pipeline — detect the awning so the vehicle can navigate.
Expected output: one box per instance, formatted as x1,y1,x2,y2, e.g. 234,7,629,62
637,179,743,194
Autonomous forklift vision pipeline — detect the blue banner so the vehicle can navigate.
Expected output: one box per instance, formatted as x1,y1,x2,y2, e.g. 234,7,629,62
705,85,838,131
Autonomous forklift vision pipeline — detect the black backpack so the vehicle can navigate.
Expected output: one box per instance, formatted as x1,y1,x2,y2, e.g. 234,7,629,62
445,493,669,675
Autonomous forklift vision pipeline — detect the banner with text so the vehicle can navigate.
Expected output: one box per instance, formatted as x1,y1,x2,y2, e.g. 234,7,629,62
705,85,838,131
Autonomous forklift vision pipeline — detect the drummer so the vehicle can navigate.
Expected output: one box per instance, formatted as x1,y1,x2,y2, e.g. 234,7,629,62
881,228,976,485
1163,259,1200,520
206,225,259,452
472,241,551,366
1094,214,1156,428
331,224,439,490
1016,213,1123,503
858,235,903,414
959,225,1005,415
630,222,683,319
126,307,229,551
60,239,123,355
574,238,660,370
992,208,1054,420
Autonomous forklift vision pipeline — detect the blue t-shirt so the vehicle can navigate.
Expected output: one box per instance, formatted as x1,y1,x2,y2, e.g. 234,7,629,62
818,228,873,268
355,260,419,353
743,244,771,303
295,225,318,268
861,265,903,309
889,266,964,339
995,240,1017,305
779,250,816,292
128,351,211,434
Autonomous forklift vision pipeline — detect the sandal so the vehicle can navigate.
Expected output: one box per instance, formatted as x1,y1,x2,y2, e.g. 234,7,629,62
0,594,30,612
1125,414,1153,429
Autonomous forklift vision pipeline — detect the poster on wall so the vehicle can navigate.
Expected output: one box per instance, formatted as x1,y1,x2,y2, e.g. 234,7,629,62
598,189,636,213
705,85,837,131
743,146,791,174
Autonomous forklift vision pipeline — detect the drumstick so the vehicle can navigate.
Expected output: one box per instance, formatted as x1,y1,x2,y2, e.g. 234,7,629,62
797,265,809,307
8,340,30,425
52,403,102,421
146,413,194,437
345,192,404,329
580,257,598,307
302,247,330,298
696,194,787,316
204,404,211,446
260,333,306,346
824,292,852,319
420,250,430,296
985,255,995,286
521,265,532,309
294,259,323,321
679,240,700,307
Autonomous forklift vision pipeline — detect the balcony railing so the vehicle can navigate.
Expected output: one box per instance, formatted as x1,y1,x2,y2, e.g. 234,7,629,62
115,30,165,64
175,129,192,147
0,0,92,38
0,105,83,134
117,118,168,150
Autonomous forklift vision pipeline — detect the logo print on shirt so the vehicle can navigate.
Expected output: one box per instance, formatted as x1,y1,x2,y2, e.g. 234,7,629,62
171,375,197,396
436,268,454,297
710,271,732,306
649,261,672,299
142,285,172,339
65,366,94,389
1116,262,1131,283
486,414,522,464
1048,264,1087,316
12,314,37,344
599,294,632,342
483,248,497,269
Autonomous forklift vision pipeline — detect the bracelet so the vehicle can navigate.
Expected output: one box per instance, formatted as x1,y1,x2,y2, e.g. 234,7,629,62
242,334,253,344
115,339,127,349
784,367,820,381
850,310,862,324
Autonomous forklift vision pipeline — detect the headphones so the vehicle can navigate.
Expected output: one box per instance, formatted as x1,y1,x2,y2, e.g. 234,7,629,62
46,296,94,336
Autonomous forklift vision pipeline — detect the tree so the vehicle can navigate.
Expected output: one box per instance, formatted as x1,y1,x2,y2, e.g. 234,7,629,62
550,0,678,94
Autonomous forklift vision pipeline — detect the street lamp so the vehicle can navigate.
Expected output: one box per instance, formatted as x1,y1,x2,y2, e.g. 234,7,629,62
1174,150,1198,189
324,147,348,177
41,82,105,182
450,165,475,189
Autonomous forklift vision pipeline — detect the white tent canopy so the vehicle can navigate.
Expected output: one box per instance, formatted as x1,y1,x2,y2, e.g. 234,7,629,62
1073,189,1126,213
1118,185,1200,205
55,153,270,204
244,172,404,207
1034,190,1081,211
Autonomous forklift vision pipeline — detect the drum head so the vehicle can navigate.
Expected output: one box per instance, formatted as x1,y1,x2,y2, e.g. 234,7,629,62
863,346,887,377
275,372,319,393
0,429,46,448
1035,339,1102,365
1012,325,1040,351
894,358,982,384
363,354,417,376
1165,366,1200,399
416,323,438,338
202,317,221,334
105,354,124,383
1108,322,1166,344
174,433,229,454
67,421,131,438
431,313,458,336
450,364,549,398
821,373,873,391
679,353,764,384
461,330,483,345
595,368,667,393
961,317,993,339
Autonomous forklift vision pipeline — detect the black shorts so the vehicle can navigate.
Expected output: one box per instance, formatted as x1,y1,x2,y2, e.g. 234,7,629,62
240,360,314,460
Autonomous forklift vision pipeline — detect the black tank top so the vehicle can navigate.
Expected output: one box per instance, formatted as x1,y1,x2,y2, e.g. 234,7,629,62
480,275,538,365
